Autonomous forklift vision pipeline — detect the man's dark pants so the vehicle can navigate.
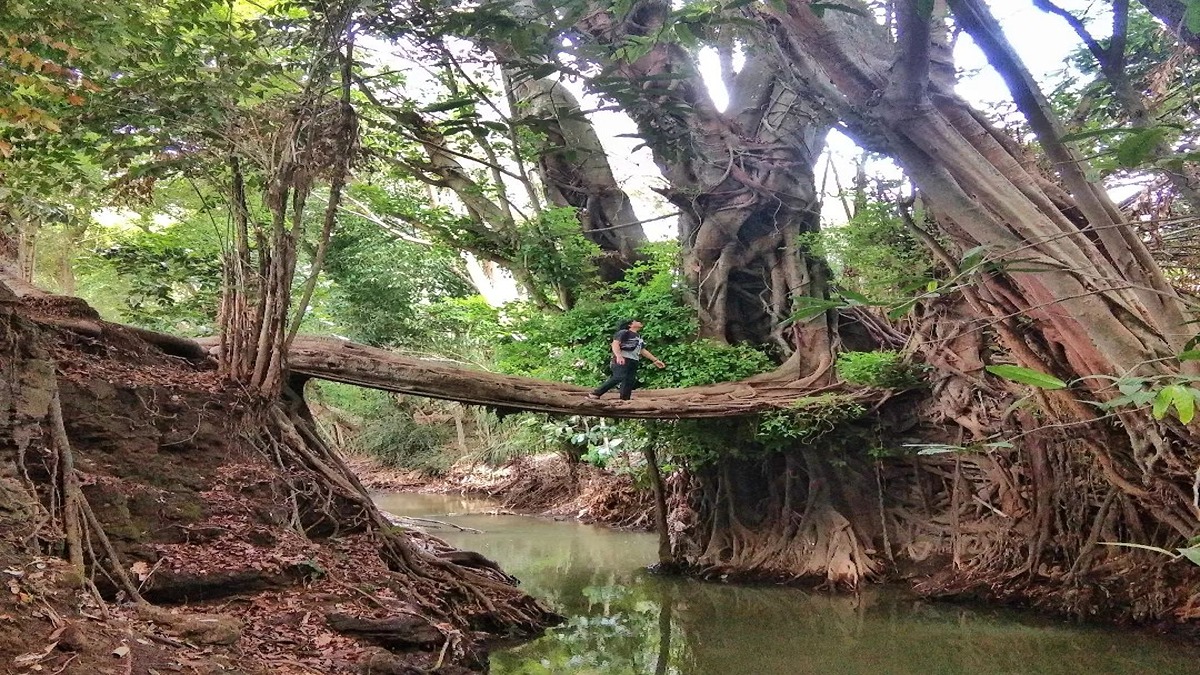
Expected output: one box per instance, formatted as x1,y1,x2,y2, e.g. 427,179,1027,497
592,359,640,400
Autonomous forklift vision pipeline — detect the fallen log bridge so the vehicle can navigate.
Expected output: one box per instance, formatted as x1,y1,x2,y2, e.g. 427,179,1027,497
288,337,883,420
4,271,885,420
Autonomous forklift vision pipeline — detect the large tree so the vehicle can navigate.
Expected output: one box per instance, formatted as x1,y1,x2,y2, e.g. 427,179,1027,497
709,0,1200,609
569,0,836,375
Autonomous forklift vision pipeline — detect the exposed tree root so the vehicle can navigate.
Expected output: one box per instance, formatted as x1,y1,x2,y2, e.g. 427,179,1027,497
1,291,560,671
676,452,882,588
256,387,555,633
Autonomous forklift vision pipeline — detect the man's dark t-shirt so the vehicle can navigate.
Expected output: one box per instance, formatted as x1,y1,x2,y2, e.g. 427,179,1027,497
613,329,645,361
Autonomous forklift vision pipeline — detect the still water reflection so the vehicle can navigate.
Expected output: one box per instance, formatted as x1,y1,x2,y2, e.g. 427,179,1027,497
374,492,1198,675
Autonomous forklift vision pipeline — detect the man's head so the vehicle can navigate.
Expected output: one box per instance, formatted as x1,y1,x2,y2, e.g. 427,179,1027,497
629,320,644,332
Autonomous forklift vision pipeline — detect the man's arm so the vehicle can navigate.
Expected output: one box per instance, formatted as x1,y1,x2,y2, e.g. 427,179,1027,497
640,348,665,369
611,339,625,365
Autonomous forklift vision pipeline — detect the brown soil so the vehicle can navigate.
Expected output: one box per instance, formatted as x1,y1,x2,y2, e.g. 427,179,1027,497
1,297,549,674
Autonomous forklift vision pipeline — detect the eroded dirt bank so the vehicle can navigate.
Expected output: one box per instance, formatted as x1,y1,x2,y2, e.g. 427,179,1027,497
1,294,554,674
353,453,657,532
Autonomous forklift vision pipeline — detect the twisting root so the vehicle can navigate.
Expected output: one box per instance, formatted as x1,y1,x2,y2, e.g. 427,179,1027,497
250,391,556,632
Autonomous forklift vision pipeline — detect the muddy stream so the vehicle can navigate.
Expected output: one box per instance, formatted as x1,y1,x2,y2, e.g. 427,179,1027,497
375,492,1198,674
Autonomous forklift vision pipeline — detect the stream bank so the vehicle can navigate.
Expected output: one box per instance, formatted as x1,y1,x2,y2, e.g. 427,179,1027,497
351,452,657,531
378,492,1200,674
1,295,551,674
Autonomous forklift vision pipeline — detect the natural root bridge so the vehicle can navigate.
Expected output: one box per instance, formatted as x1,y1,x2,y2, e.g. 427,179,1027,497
287,337,883,419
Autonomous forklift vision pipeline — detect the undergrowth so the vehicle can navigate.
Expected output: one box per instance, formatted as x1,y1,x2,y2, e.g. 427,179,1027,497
836,350,926,388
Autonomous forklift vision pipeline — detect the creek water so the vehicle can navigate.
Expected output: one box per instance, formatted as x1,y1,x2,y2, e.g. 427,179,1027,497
374,492,1198,675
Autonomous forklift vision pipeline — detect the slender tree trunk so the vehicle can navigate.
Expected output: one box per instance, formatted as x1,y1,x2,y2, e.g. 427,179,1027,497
288,41,358,345
643,436,675,570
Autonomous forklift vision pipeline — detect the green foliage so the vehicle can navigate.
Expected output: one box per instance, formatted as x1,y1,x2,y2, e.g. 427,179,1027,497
353,406,454,476
836,350,925,388
1096,373,1200,425
307,381,391,419
309,382,455,475
539,416,640,469
661,394,868,466
809,200,933,302
518,206,601,298
1050,4,1199,176
495,242,773,387
464,413,552,467
321,215,475,347
78,220,223,335
754,394,868,452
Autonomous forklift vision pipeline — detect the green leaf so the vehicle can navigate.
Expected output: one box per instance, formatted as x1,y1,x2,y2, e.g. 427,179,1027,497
985,365,1068,390
959,244,988,271
420,98,477,114
837,288,877,306
1117,378,1148,397
1152,386,1173,420
785,297,842,324
1186,0,1200,34
1179,350,1200,361
915,0,935,18
1114,127,1168,168
886,299,917,320
1167,384,1195,423
1179,545,1200,566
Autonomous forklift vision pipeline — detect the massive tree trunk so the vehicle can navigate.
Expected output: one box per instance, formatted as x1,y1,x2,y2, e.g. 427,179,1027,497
734,0,1200,613
575,1,835,378
506,74,648,282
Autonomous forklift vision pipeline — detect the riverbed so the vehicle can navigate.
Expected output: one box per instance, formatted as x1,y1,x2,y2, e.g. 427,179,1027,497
374,492,1199,674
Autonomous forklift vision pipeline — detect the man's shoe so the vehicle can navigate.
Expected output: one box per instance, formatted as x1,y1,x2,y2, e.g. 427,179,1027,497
586,393,600,400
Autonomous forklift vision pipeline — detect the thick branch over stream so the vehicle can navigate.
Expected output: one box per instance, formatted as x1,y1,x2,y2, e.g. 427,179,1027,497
287,337,881,419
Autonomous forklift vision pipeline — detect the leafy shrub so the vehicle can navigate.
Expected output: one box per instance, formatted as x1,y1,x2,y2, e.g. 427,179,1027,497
354,413,453,475
836,350,925,388
463,412,552,466
811,199,933,303
494,241,774,387
755,394,868,450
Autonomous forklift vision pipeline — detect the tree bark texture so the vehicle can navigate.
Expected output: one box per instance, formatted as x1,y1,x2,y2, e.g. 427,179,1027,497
575,0,836,379
740,0,1200,603
507,75,649,282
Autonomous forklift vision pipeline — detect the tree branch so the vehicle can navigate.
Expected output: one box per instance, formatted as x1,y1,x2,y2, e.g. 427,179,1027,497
1031,0,1112,68
886,0,934,108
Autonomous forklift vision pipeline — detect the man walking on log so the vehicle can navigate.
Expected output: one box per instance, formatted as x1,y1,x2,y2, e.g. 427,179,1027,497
587,320,665,401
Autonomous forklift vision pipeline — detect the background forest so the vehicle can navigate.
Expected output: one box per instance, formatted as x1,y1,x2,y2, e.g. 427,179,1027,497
4,0,1200,633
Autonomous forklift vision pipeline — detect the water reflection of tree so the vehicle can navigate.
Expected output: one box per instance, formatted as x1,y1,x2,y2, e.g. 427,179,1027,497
670,585,1199,675
399,502,1198,674
492,575,686,675
498,576,1200,674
